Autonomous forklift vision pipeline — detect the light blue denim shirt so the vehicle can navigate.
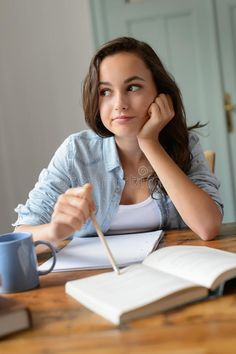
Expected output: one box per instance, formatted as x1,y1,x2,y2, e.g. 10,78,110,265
14,129,223,236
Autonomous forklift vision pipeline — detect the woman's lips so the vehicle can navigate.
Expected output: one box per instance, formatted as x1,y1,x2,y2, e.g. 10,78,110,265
112,115,135,123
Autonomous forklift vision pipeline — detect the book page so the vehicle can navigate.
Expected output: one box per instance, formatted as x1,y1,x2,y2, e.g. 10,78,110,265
65,264,207,324
39,230,163,272
143,246,236,289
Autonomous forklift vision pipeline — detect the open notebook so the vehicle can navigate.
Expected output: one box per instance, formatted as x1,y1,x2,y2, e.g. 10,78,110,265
39,230,163,272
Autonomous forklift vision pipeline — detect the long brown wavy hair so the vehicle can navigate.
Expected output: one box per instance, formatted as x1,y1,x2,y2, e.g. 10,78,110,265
83,37,200,195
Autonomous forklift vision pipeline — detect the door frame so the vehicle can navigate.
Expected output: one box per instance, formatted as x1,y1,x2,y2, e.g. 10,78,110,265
89,0,236,221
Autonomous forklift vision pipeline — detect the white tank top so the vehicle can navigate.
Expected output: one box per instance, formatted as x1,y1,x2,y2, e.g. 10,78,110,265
107,196,160,235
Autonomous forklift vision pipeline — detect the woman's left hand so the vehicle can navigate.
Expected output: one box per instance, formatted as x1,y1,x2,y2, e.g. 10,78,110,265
137,93,175,142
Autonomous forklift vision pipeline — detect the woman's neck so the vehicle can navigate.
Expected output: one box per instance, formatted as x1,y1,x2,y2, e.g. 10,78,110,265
115,136,152,174
115,136,143,165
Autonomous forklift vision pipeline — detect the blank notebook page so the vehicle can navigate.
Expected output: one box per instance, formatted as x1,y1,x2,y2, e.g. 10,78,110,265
39,230,163,272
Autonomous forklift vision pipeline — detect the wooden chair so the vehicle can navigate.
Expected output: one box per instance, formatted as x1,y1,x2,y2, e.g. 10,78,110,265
204,150,215,173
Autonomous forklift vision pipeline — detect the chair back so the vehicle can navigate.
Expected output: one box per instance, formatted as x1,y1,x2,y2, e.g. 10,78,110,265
204,150,215,173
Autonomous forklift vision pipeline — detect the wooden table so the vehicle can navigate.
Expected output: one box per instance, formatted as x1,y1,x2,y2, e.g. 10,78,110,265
1,223,236,354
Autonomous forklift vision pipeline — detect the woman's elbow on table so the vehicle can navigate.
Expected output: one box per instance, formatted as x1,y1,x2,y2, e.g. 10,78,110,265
197,214,222,241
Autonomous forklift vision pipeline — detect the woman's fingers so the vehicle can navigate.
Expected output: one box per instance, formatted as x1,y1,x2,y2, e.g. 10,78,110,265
51,183,95,237
51,208,86,231
65,184,95,213
138,93,175,141
53,195,89,224
166,94,174,112
154,94,174,120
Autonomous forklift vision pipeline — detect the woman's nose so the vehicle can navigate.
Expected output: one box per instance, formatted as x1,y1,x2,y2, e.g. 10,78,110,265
114,93,128,111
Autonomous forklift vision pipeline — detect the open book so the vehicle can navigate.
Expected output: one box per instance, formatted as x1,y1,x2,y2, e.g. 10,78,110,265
65,245,236,325
39,230,163,272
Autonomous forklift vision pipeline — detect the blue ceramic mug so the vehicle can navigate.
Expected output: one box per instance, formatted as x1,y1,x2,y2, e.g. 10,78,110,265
0,232,57,293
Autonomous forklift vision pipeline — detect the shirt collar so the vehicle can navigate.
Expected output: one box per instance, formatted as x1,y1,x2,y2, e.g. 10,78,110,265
102,136,121,172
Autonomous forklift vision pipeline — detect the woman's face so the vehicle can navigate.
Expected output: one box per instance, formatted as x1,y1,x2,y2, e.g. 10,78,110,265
98,52,158,139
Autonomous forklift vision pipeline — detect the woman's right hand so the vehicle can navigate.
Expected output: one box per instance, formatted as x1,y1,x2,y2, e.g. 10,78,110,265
49,183,95,242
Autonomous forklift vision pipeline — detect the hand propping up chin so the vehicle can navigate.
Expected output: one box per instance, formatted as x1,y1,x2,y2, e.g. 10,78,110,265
137,94,175,143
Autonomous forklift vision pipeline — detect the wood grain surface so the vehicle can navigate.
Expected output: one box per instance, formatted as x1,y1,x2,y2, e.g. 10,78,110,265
1,223,236,354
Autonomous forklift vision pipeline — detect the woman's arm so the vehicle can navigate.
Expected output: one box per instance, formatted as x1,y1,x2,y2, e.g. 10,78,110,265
137,94,222,240
15,184,95,250
139,139,222,240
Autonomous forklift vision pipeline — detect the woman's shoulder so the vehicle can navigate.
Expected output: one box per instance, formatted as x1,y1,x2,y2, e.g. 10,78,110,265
51,130,103,160
69,129,102,142
61,129,116,160
187,131,203,153
61,129,104,150
188,130,200,144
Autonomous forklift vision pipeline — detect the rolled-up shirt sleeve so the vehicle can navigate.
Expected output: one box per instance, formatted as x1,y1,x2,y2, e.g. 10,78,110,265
187,133,224,215
13,136,73,226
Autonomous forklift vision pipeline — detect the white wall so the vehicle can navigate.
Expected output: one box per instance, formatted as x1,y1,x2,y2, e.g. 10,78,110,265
0,0,94,233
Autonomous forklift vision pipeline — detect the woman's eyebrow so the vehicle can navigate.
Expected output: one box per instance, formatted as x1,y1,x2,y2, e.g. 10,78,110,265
124,76,145,83
99,76,145,86
98,81,111,86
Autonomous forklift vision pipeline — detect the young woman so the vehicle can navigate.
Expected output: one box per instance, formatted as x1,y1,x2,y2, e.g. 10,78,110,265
14,37,223,246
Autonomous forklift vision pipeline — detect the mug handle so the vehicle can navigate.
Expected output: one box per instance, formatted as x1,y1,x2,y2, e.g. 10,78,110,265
34,240,57,276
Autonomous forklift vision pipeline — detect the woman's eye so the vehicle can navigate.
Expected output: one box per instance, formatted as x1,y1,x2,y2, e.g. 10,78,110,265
100,89,110,97
128,85,141,92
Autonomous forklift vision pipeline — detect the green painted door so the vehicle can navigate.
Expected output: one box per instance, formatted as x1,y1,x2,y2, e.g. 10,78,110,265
90,0,236,222
215,0,236,220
